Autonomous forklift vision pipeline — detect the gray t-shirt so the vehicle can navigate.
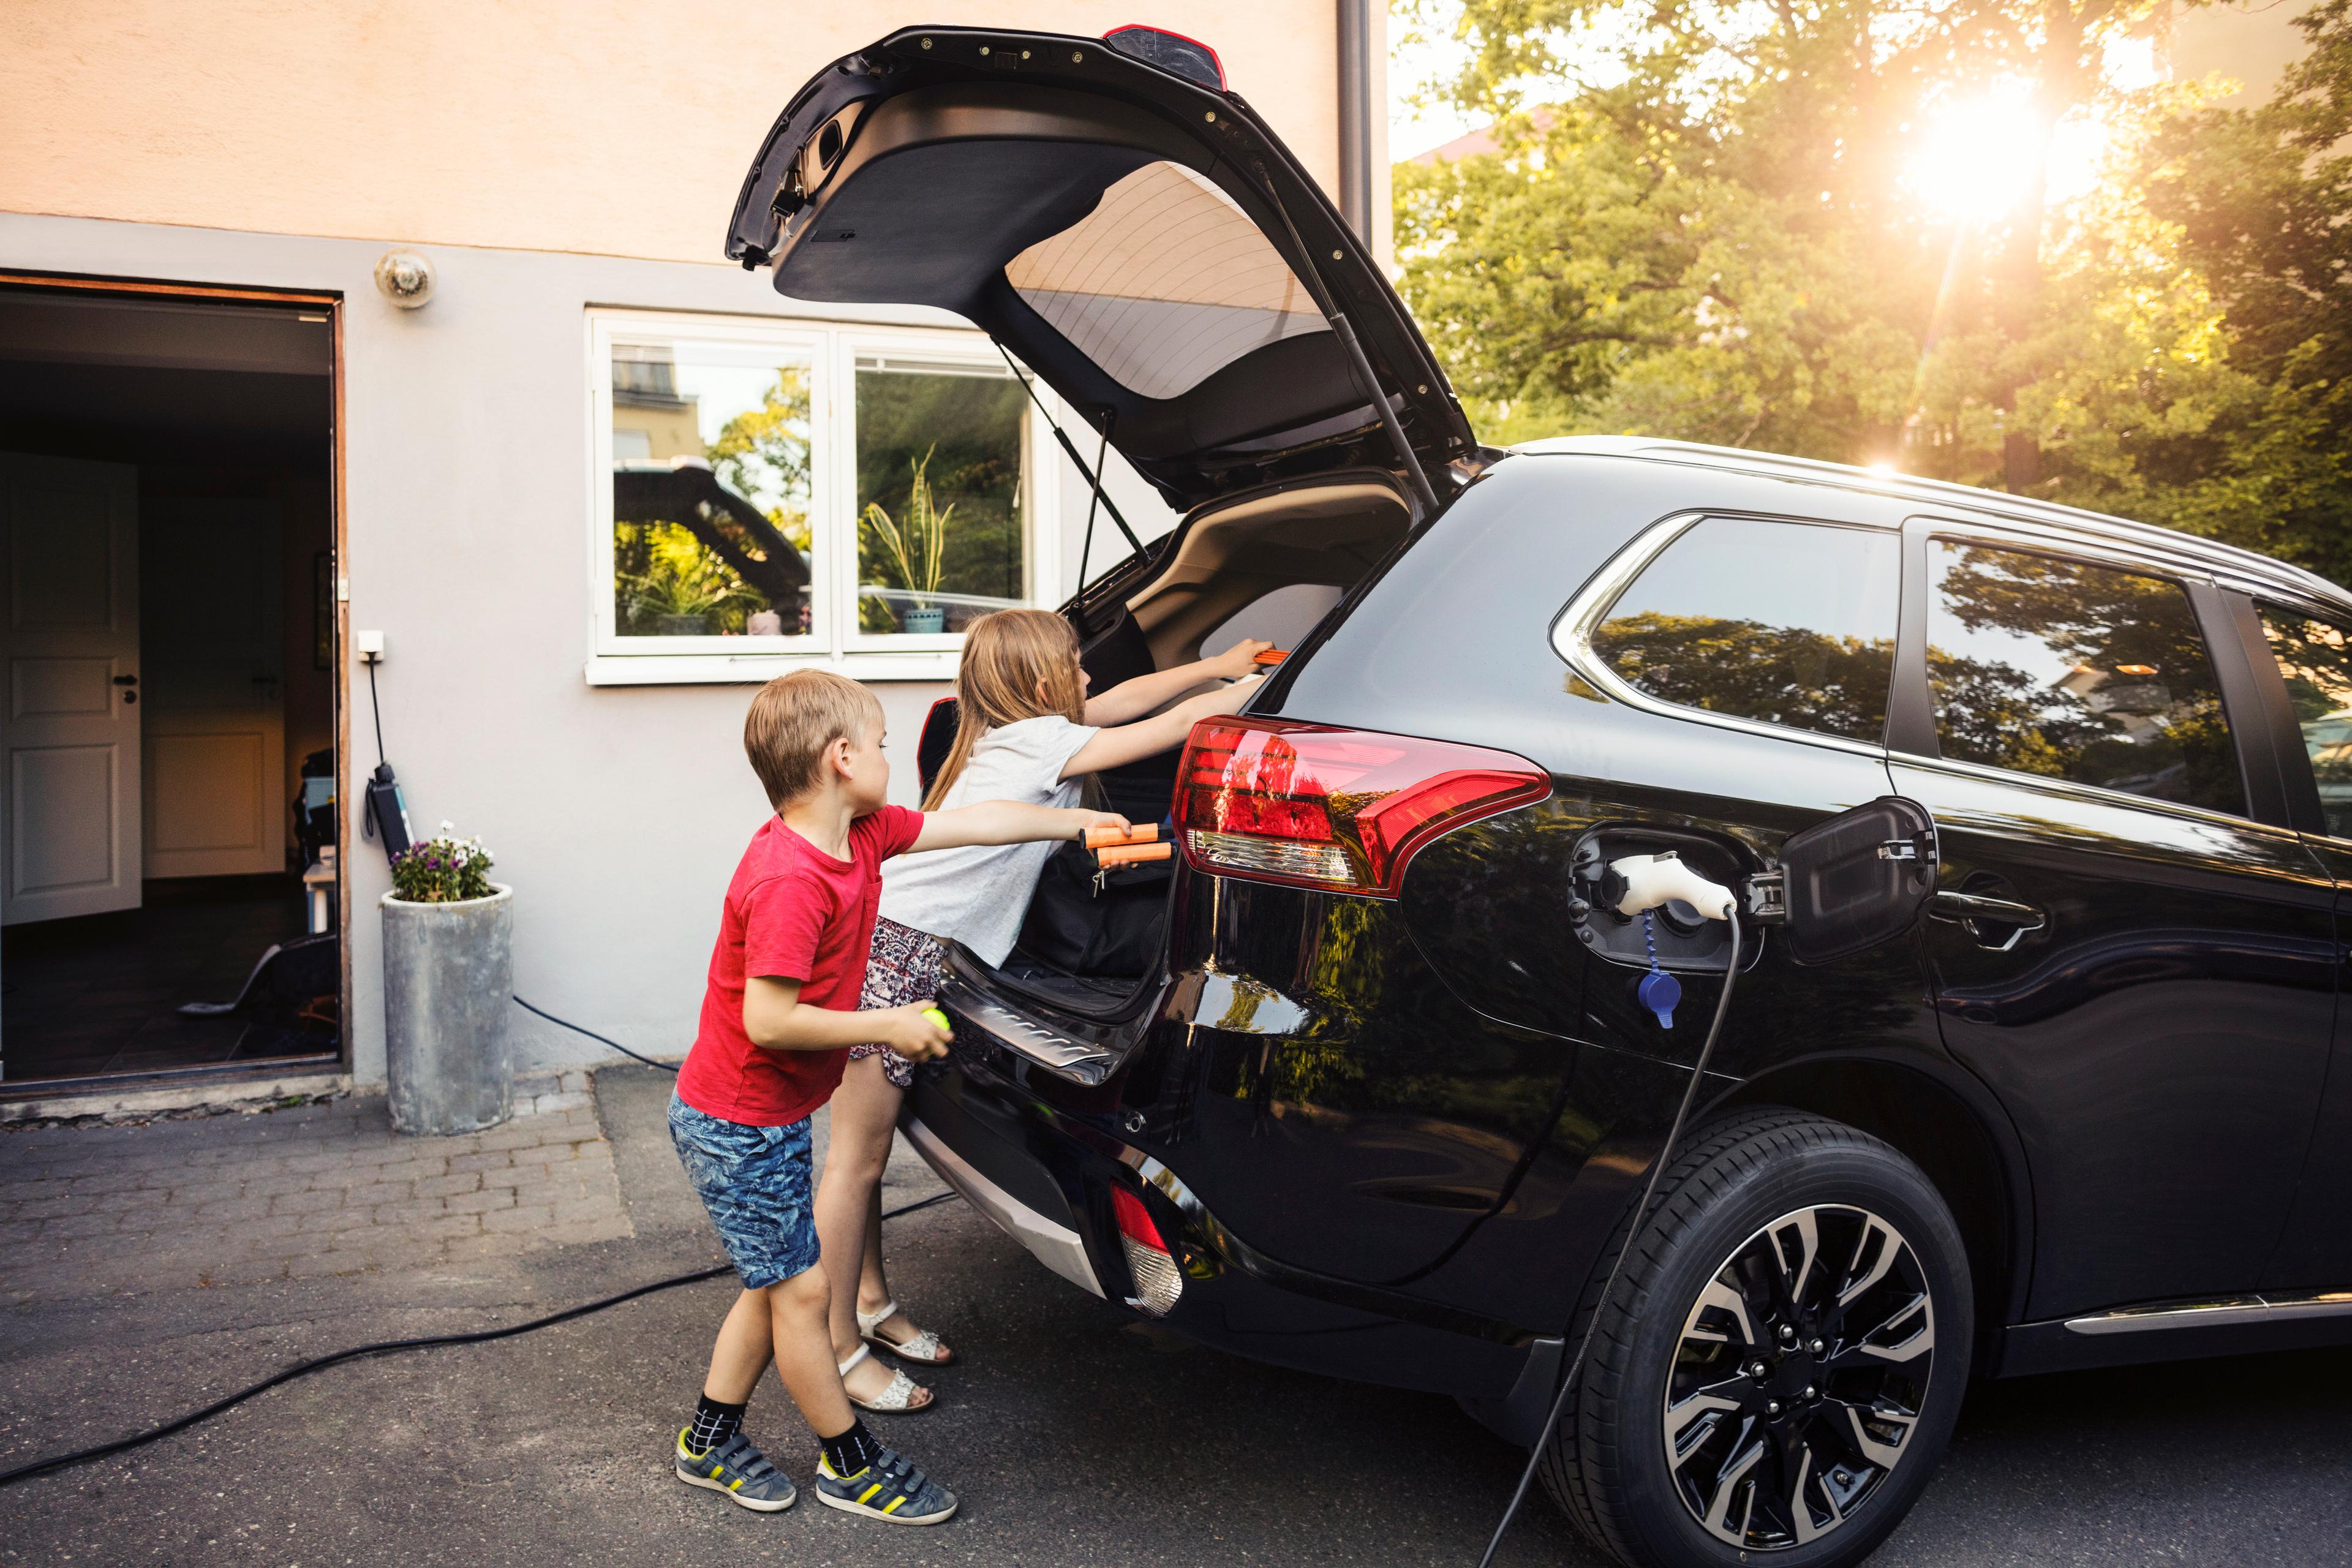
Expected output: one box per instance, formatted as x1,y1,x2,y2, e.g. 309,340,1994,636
878,714,1098,967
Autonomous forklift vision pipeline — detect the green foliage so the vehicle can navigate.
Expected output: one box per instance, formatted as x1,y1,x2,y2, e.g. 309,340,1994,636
391,823,496,904
614,522,765,635
859,447,955,624
708,366,815,556
854,370,1027,631
1396,0,2352,586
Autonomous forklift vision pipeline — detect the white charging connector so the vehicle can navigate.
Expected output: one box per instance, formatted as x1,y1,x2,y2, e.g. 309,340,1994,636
1609,851,1736,921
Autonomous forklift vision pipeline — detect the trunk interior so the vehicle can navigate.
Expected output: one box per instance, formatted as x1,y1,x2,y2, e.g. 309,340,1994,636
987,473,1413,1015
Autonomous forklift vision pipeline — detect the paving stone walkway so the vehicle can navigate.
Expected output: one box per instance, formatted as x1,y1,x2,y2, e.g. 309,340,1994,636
0,1079,633,1302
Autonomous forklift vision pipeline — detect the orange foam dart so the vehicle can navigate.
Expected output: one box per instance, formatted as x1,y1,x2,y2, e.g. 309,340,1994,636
1253,649,1289,666
1085,823,1162,850
1097,842,1173,867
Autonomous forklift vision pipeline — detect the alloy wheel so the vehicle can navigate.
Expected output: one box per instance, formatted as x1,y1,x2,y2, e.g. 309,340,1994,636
1661,1204,1936,1551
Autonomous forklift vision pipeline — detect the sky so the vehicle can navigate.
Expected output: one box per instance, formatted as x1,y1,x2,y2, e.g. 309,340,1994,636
1389,9,1483,161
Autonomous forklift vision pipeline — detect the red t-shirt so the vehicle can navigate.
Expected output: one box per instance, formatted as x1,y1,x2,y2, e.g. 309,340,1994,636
676,805,925,1126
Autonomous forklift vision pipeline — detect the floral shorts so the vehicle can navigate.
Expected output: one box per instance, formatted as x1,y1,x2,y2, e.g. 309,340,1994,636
854,918,946,1090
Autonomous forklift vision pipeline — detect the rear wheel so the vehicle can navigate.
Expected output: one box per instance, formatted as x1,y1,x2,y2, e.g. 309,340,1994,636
1542,1109,1972,1568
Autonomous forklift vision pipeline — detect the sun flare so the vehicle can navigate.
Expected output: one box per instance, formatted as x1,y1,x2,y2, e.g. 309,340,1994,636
1904,87,2052,222
1902,71,2130,225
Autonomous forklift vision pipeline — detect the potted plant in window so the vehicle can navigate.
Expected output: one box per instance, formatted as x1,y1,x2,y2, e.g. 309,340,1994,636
861,447,951,633
380,823,513,1136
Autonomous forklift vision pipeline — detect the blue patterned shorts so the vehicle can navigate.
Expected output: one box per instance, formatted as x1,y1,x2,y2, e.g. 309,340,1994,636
668,1093,820,1290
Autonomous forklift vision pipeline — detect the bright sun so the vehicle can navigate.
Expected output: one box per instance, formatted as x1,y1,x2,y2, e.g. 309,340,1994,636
1903,73,2126,223
1905,87,2054,222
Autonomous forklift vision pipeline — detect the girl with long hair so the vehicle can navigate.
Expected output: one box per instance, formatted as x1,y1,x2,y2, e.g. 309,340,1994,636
817,609,1266,1411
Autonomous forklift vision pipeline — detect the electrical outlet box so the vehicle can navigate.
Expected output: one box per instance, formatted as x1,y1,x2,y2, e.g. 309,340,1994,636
356,630,386,662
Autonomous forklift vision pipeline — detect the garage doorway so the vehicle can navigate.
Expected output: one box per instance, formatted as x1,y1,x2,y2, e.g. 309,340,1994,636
0,279,345,1091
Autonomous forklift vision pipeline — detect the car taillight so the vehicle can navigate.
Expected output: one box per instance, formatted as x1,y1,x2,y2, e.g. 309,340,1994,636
1175,718,1550,897
1112,1186,1182,1317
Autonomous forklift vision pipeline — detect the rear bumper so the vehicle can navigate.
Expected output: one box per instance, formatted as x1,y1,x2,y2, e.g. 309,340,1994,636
900,1113,1102,1298
898,1019,1539,1407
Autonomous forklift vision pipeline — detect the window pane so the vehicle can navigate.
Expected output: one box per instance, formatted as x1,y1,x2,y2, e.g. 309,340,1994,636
1592,518,1899,742
611,341,813,639
1006,162,1327,399
854,357,1027,635
2256,605,2352,838
1927,543,2242,814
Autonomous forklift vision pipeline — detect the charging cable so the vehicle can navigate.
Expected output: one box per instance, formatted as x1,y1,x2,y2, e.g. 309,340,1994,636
1477,876,1744,1567
514,995,679,1074
0,1189,958,1490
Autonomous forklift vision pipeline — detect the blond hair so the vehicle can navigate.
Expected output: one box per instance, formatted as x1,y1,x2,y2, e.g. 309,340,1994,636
923,609,1086,810
743,669,885,809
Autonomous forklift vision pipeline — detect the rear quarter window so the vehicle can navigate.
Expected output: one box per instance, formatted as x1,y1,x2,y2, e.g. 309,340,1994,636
1591,516,1900,744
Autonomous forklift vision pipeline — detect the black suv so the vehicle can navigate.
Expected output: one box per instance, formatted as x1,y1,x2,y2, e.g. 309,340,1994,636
731,29,2352,1567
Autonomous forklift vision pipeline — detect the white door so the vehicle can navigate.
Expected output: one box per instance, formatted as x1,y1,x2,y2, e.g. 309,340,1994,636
141,497,285,880
0,454,143,926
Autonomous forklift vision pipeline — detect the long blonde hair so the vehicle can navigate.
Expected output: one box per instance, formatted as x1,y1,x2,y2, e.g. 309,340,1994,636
923,609,1087,810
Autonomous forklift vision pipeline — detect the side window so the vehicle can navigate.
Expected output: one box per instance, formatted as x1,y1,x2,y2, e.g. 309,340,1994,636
2255,605,2352,839
1926,541,2243,816
1591,516,1899,744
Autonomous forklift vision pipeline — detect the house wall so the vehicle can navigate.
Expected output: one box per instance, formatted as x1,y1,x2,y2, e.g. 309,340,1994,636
0,1,1358,265
2171,0,2310,106
0,210,1177,1082
1,4,1382,1084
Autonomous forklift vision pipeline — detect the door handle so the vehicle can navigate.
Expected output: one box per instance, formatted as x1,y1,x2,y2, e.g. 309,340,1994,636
111,674,138,685
1930,890,2047,951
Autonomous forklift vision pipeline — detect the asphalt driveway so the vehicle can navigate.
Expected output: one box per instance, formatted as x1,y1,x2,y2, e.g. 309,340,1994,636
1,1065,2345,1566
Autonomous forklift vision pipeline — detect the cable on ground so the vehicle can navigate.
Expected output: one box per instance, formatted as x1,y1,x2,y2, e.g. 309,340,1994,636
513,995,680,1073
1476,914,1746,1567
0,1189,960,1488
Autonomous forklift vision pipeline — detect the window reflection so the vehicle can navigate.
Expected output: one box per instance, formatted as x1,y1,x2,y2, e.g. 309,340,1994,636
611,342,813,639
854,356,1028,636
1592,518,1899,742
2256,605,2352,838
1926,544,2241,815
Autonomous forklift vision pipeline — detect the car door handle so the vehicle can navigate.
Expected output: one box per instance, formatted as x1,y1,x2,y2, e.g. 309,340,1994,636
1929,891,2047,951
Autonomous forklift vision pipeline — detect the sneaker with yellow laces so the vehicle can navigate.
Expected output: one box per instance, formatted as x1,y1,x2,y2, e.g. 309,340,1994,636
814,1444,957,1526
674,1428,798,1512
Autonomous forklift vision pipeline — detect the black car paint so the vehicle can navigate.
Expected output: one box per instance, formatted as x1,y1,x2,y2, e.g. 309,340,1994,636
913,448,2352,1427
723,26,1474,512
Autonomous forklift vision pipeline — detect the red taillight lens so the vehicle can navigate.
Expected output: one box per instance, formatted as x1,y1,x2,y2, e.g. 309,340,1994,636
1111,1185,1181,1317
1175,718,1549,898
1112,1186,1167,1252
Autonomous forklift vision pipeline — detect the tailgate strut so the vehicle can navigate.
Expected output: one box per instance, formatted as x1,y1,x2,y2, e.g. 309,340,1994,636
1249,159,1441,517
996,341,1145,565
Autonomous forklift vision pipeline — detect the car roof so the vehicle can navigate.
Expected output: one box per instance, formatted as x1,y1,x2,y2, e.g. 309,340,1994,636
1515,435,2352,615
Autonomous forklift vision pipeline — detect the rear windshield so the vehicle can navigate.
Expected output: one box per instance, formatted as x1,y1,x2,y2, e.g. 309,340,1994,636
1006,162,1327,401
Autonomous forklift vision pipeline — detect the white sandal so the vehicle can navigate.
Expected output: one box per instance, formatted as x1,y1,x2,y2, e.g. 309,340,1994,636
837,1343,929,1414
858,1298,953,1366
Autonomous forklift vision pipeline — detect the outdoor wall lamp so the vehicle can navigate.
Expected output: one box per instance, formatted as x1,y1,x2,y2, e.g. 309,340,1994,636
374,251,436,309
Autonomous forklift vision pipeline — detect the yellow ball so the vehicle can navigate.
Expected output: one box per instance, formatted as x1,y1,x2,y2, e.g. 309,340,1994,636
921,1007,951,1033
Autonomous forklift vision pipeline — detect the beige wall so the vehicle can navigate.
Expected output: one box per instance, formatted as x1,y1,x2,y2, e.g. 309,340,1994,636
0,1,1357,265
2173,0,2310,105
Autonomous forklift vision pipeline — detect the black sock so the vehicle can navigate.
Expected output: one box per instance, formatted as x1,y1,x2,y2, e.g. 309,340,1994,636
819,1417,884,1478
687,1393,745,1455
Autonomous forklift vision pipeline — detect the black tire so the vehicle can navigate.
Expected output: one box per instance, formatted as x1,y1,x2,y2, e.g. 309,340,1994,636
1540,1107,1972,1568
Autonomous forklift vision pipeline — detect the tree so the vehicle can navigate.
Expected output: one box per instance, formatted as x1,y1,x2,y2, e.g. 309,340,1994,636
1395,0,2352,586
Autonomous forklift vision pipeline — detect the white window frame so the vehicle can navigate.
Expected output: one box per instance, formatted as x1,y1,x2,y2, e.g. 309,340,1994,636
586,308,1063,685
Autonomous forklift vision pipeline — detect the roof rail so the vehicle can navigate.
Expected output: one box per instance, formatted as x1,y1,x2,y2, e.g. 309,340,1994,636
1513,436,2349,606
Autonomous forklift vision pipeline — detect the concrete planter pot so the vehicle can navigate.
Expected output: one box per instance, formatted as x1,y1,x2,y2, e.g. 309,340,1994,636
380,883,514,1136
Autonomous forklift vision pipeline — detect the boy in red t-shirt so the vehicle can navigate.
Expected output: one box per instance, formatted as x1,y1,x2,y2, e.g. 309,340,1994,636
669,669,1125,1525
